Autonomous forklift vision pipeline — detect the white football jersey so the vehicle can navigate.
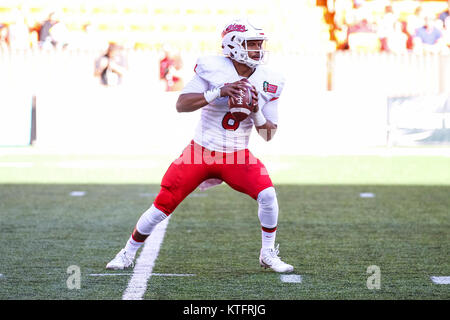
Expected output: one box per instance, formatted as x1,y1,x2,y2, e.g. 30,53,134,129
181,55,285,153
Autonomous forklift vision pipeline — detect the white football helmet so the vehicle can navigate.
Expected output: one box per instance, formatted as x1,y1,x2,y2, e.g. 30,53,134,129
221,18,268,69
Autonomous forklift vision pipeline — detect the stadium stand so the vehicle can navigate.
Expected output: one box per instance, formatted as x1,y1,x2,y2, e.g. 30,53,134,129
323,0,450,53
0,1,449,95
0,0,332,53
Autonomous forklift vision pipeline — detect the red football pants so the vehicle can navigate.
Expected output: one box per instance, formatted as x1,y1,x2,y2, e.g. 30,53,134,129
153,140,273,215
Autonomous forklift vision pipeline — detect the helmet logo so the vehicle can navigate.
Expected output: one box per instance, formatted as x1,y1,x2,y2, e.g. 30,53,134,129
222,24,247,37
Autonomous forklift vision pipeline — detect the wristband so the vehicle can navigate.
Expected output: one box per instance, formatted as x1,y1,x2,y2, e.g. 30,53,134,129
251,109,266,126
203,88,221,103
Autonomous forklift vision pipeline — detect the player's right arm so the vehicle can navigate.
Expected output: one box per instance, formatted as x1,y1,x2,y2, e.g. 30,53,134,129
175,93,209,113
176,75,246,113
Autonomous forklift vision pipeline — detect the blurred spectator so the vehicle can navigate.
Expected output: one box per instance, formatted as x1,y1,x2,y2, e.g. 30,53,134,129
406,6,424,37
348,16,376,34
413,15,445,54
159,46,183,91
378,5,398,51
332,0,354,49
332,0,382,52
404,6,425,50
7,12,30,49
39,12,70,49
347,14,380,52
38,12,56,48
28,19,41,49
438,0,450,23
94,42,128,86
346,0,372,27
442,16,450,50
0,24,8,50
384,21,409,54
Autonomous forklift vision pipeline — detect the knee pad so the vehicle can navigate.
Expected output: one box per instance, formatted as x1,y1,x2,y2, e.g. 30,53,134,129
257,187,278,229
153,186,178,215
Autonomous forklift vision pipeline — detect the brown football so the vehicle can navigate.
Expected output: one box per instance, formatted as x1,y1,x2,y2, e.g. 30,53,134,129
228,81,253,122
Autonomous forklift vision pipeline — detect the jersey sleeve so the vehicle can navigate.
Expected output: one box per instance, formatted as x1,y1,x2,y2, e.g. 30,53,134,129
257,69,285,126
261,99,279,125
192,56,231,88
181,74,209,94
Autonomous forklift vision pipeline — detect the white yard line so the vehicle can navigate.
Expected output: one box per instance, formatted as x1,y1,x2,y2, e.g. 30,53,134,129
280,274,302,283
122,216,171,300
359,193,375,198
69,191,86,197
430,276,450,284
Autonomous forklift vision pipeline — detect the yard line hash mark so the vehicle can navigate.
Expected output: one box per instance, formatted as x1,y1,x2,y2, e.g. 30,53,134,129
431,276,450,284
360,193,375,198
70,191,86,197
280,274,302,283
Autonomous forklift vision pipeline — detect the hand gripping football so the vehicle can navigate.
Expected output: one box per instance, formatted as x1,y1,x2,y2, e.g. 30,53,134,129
228,80,253,122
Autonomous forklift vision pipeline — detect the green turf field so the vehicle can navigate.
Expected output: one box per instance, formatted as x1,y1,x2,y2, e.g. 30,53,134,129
0,149,449,299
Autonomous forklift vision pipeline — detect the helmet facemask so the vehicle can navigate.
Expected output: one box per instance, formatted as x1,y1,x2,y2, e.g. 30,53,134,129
242,38,267,68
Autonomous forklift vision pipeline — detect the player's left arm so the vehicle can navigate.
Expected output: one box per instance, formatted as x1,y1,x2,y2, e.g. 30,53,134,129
249,86,278,142
256,119,277,142
254,107,278,142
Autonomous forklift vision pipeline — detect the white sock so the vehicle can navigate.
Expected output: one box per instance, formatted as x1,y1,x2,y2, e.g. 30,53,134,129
136,204,168,235
124,236,143,258
123,204,168,258
261,229,276,249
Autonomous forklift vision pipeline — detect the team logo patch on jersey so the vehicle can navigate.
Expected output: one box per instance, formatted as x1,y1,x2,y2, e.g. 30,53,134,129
263,81,278,94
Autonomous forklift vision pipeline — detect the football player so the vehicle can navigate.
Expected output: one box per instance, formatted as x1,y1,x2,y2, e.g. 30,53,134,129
107,18,293,273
